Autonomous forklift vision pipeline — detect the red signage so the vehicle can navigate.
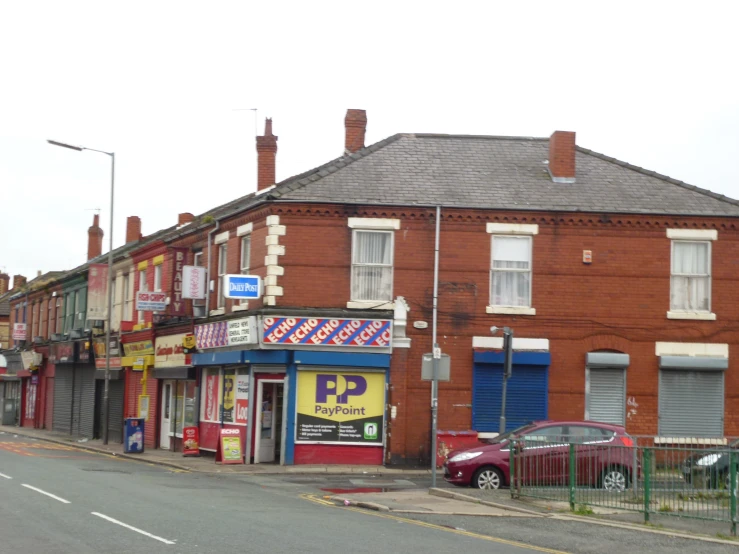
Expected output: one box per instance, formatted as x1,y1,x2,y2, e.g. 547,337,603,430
183,427,200,457
170,248,188,316
95,358,122,369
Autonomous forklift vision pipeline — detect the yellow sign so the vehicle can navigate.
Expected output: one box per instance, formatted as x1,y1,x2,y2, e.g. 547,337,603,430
296,371,385,444
123,340,155,357
183,334,196,350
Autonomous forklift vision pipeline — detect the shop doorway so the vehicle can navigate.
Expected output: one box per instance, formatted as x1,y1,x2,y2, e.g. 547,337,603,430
160,381,173,450
254,379,284,464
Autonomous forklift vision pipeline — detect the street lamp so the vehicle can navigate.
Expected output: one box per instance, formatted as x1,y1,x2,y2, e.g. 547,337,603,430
490,326,513,434
48,139,115,445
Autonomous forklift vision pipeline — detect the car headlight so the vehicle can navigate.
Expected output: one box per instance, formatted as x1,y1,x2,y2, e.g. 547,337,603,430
448,451,483,463
696,454,722,467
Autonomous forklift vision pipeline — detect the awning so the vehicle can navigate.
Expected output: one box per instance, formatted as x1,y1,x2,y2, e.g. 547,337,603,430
659,356,728,371
152,367,196,380
586,352,630,368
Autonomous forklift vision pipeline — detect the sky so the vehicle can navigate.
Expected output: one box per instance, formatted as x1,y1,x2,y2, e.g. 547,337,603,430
1,1,738,283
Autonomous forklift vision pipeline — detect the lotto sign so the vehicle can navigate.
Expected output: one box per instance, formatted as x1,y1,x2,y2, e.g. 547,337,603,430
296,371,385,445
263,317,392,348
136,291,167,311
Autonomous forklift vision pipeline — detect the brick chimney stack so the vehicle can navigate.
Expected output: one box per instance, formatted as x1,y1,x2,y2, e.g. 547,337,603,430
256,118,278,191
12,275,27,290
0,273,9,294
178,212,195,226
126,216,142,244
548,131,576,183
345,109,367,154
87,214,104,261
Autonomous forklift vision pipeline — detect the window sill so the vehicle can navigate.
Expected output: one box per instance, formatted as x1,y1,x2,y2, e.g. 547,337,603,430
346,301,395,310
666,311,716,321
232,305,249,312
209,309,225,316
486,306,536,316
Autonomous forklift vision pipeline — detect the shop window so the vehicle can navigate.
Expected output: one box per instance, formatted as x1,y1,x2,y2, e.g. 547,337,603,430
239,236,251,306
138,269,147,323
217,244,228,309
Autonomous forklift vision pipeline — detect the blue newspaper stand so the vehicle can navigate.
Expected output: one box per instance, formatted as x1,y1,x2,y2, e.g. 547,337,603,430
124,417,145,454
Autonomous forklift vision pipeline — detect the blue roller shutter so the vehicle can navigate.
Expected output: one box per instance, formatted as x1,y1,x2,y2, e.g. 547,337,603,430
472,351,550,433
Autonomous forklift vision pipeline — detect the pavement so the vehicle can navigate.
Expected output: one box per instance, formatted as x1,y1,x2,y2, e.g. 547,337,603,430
4,424,739,548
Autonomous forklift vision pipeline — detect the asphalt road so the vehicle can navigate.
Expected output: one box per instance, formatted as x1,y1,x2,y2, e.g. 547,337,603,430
0,433,548,554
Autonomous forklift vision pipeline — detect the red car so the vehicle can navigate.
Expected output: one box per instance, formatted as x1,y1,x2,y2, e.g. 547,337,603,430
444,420,635,491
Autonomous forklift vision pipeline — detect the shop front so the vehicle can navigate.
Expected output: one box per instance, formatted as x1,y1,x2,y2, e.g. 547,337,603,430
121,331,157,449
50,339,97,439
0,352,22,426
18,350,43,428
153,332,195,452
93,336,125,443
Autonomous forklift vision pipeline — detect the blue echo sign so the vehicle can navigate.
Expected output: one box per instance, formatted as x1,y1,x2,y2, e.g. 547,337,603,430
223,275,263,300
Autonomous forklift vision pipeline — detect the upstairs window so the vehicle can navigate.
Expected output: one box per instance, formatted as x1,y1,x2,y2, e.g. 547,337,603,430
217,244,228,309
351,230,394,302
671,241,710,312
491,235,532,307
138,268,148,323
240,236,251,306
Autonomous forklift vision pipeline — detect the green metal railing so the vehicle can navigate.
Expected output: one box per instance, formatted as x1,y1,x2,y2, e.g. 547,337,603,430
508,437,738,536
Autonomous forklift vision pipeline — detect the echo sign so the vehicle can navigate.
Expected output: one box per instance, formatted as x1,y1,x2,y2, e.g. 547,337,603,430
223,275,262,300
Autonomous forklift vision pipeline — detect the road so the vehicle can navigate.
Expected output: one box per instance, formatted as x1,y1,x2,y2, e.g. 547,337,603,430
0,433,550,554
1,433,737,554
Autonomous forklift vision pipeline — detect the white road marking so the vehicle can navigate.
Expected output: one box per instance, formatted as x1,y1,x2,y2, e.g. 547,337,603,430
0,472,11,479
91,512,175,545
21,484,70,503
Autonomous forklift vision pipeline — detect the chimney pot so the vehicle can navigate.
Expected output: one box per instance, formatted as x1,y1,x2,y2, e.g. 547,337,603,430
126,216,143,244
0,273,9,294
548,131,576,182
12,274,27,290
178,212,195,226
345,109,367,153
87,214,104,261
256,118,278,191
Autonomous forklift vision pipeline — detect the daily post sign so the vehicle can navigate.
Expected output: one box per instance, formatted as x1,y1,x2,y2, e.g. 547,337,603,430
223,275,262,300
296,371,384,445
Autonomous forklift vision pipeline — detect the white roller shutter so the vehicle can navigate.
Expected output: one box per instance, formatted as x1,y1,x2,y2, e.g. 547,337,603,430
586,369,625,425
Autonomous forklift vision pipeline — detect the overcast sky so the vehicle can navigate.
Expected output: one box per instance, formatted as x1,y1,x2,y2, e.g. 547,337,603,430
1,2,738,283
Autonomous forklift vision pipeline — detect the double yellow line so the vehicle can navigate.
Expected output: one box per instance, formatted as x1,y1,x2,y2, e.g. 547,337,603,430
300,494,568,554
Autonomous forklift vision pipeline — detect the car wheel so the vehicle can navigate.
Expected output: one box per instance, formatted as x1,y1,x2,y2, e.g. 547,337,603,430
473,466,503,490
602,466,628,492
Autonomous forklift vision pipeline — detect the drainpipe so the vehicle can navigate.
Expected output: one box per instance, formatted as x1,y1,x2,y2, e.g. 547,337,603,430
206,220,221,316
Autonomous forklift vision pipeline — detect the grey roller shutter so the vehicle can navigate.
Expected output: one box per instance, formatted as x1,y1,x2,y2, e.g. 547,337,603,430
53,367,74,434
77,366,96,439
587,369,625,425
659,370,724,437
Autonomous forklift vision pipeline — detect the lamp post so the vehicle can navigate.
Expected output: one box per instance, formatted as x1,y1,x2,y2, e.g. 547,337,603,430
48,140,115,445
490,326,513,434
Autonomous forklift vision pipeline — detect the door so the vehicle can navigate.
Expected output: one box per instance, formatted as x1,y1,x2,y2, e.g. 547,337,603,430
160,381,173,450
254,380,284,463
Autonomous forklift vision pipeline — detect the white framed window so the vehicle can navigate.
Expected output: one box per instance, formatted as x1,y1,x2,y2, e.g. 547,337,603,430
239,236,251,306
55,298,62,335
123,273,133,322
48,298,54,337
670,241,710,312
490,235,532,308
154,265,163,292
217,244,228,309
351,230,394,302
138,269,147,323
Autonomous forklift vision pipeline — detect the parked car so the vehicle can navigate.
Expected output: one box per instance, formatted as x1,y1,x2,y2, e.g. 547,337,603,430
443,420,635,491
682,439,739,489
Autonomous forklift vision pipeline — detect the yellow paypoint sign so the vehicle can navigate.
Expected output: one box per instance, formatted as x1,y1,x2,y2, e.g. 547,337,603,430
183,333,196,351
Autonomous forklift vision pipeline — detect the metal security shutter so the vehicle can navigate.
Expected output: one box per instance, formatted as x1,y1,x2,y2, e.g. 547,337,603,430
53,367,74,434
472,363,548,433
44,378,54,430
77,367,96,439
587,369,625,425
108,381,124,443
659,370,724,437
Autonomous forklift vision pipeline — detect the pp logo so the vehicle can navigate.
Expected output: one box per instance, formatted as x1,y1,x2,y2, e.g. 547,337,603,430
364,422,378,440
315,374,367,404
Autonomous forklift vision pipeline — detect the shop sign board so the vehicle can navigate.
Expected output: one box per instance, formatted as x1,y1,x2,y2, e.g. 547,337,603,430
235,374,249,425
135,291,167,312
122,340,155,357
12,323,27,341
194,317,257,349
215,428,243,464
182,266,206,300
86,263,109,321
170,248,188,316
222,275,262,300
263,317,392,348
94,336,121,358
95,357,122,369
183,427,200,456
296,371,385,445
155,334,190,368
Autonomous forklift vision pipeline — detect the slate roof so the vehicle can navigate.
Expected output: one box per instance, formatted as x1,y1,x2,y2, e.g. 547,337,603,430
268,134,739,217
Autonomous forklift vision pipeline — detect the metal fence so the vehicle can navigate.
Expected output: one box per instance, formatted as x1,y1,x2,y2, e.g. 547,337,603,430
509,435,739,536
